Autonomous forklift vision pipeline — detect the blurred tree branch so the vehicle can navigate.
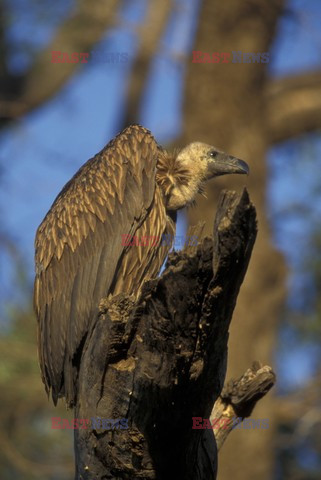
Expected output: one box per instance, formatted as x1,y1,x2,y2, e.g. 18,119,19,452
0,0,120,122
266,70,321,143
123,0,173,126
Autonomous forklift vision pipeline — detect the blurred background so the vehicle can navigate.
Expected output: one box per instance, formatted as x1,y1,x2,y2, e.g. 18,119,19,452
0,0,321,479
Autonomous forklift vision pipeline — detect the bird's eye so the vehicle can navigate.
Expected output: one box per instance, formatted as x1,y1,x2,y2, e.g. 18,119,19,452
209,151,218,158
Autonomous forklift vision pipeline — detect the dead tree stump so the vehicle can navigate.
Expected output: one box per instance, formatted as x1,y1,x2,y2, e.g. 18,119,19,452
74,189,273,480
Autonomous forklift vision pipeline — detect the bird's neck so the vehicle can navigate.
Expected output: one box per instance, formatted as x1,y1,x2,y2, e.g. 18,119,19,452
166,182,199,210
156,150,199,210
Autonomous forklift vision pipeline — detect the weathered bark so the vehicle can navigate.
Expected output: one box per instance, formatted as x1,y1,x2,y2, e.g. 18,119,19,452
211,362,276,451
73,190,273,480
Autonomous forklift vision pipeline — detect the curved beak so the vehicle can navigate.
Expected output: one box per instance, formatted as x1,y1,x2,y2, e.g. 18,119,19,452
208,153,249,178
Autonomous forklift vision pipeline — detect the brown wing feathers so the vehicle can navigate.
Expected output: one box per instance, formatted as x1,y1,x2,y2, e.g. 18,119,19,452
34,125,163,406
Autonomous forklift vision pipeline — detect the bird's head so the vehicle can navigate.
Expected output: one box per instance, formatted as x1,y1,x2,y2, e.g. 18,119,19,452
177,142,249,181
157,142,249,210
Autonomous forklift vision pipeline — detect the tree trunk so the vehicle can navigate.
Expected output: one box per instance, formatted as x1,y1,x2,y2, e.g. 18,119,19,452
74,190,268,480
180,1,286,479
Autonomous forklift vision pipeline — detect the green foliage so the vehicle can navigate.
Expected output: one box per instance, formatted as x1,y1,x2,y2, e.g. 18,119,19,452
0,303,74,480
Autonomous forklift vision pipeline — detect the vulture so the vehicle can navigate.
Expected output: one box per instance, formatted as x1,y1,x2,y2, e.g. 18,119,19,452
34,124,249,407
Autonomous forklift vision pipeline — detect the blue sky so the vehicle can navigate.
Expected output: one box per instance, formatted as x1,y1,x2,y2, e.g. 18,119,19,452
1,0,321,393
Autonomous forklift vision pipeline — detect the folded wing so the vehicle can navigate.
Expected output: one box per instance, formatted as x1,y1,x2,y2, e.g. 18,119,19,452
34,125,159,406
